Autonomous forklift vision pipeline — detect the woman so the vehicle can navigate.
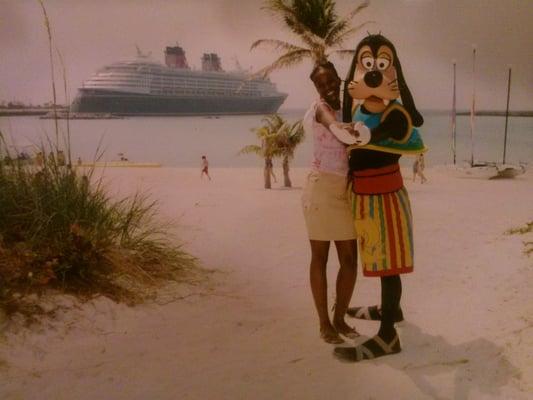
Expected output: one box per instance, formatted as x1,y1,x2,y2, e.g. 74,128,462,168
301,62,360,344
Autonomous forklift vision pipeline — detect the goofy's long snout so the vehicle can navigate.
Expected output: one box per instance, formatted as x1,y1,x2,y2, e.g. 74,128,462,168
364,71,383,88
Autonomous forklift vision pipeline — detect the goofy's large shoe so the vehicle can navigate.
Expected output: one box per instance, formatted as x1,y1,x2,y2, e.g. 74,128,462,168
333,334,401,362
346,305,404,322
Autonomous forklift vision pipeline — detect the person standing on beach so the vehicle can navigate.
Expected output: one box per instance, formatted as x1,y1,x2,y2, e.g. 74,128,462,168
201,155,211,180
412,153,428,183
302,61,364,344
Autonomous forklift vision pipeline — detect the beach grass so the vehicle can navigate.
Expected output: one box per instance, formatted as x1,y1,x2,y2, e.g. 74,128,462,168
0,0,197,325
506,221,533,256
0,134,197,322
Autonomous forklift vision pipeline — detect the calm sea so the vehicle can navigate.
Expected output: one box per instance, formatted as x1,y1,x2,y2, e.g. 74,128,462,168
1,110,532,168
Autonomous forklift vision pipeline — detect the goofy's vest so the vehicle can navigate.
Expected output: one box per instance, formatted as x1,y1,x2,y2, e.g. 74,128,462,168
349,100,426,156
347,101,427,195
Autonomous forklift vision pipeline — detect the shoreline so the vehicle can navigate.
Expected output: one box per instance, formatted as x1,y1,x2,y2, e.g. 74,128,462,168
2,108,533,118
0,108,67,117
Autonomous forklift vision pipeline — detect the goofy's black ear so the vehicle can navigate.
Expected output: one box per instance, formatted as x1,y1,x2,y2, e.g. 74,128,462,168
342,54,358,123
395,58,423,127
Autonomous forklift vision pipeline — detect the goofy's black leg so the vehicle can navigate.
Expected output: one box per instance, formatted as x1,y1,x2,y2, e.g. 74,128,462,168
334,275,403,362
379,275,402,341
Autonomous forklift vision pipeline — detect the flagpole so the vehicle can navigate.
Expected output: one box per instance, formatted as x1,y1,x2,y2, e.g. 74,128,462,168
503,65,511,165
469,45,476,167
451,60,457,165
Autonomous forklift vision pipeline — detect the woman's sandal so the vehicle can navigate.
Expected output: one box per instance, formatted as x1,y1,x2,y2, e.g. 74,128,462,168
346,305,404,322
334,324,360,339
320,330,345,344
333,333,401,362
331,302,361,339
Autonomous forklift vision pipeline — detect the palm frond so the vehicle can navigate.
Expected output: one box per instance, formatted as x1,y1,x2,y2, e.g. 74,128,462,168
262,0,293,15
264,114,286,130
293,28,327,54
256,115,283,134
324,20,348,46
238,144,263,156
254,0,371,74
286,0,337,38
324,1,371,45
329,21,375,47
289,120,305,140
252,49,312,78
261,1,329,51
240,112,305,164
287,122,305,147
252,126,274,139
342,0,371,25
250,38,306,53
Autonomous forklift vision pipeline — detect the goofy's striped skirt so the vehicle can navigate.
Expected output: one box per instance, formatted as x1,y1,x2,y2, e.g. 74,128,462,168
351,165,414,277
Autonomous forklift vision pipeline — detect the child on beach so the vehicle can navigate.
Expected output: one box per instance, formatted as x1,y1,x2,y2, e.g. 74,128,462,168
201,155,211,180
413,153,428,183
301,61,362,344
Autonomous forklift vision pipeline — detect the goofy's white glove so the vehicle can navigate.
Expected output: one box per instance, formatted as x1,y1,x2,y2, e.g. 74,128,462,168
329,121,371,146
352,121,371,145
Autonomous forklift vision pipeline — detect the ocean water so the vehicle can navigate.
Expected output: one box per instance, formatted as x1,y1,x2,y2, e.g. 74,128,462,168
1,110,532,169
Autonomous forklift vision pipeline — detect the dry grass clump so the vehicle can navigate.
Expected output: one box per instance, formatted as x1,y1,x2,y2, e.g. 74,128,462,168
506,221,533,256
0,136,197,321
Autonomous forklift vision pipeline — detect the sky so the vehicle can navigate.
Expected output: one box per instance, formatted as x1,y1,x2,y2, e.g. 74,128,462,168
1,0,532,111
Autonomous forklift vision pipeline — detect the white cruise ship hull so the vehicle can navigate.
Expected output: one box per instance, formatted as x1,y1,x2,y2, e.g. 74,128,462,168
71,89,287,116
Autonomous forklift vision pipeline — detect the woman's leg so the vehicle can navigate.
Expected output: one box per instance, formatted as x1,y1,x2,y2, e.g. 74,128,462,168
309,240,343,343
332,239,358,335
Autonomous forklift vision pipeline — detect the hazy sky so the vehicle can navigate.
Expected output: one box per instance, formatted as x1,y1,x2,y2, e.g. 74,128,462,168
1,0,532,110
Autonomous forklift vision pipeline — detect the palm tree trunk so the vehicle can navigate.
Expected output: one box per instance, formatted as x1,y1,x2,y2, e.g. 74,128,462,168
264,158,272,189
283,156,291,187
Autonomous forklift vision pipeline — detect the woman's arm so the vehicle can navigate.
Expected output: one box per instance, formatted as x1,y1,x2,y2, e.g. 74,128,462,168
315,103,337,128
316,103,369,145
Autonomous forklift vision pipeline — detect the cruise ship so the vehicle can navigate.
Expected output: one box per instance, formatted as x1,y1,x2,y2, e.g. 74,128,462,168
71,46,288,116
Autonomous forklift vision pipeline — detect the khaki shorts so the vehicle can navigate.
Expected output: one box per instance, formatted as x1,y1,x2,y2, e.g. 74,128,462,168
301,171,356,241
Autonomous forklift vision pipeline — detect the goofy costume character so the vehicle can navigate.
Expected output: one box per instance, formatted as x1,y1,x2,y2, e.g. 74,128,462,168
333,34,426,362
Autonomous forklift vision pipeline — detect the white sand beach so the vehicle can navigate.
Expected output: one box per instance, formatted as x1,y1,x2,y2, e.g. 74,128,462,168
1,166,532,399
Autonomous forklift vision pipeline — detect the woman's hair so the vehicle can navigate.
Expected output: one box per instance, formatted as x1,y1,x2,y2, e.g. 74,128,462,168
309,61,339,82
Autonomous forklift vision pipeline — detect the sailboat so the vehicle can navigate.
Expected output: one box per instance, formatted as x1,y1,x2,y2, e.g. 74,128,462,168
490,65,527,179
452,48,526,179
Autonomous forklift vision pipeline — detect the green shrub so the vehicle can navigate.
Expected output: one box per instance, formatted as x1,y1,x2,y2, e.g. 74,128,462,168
0,134,196,318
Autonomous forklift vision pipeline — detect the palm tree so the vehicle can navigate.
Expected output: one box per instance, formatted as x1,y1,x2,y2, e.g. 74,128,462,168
239,114,286,189
251,0,372,77
275,120,305,187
